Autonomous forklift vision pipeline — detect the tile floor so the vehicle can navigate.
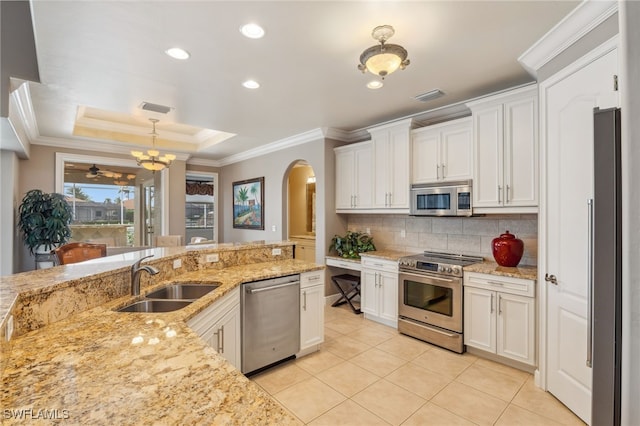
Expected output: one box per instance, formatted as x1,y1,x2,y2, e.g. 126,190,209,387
251,304,585,426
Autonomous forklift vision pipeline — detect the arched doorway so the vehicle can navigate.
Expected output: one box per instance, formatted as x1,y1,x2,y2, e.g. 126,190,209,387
285,160,316,262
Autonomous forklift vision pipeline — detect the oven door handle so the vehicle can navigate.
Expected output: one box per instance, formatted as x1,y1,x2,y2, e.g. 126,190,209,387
399,271,454,284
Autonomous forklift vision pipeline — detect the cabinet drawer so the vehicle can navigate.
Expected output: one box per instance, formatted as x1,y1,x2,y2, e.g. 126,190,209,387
464,272,534,297
361,257,398,273
301,270,324,289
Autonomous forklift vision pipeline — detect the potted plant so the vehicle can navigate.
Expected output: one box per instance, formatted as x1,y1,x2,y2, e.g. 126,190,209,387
18,189,73,268
329,230,376,259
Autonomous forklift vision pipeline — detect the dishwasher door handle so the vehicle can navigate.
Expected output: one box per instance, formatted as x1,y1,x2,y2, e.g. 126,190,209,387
246,281,300,294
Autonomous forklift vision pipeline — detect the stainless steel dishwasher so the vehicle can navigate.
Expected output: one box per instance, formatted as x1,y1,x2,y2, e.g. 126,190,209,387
241,274,300,374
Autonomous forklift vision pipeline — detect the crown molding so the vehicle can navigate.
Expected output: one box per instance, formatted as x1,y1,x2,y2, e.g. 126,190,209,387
216,127,326,167
518,0,618,77
186,157,223,168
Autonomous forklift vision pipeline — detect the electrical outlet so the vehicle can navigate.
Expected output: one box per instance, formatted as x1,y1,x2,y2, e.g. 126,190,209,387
206,253,219,263
271,225,277,232
272,248,282,256
366,227,371,234
400,230,406,238
6,315,13,342
173,259,182,269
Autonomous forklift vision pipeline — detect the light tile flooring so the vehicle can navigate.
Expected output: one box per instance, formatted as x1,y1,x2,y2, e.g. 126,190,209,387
251,304,585,426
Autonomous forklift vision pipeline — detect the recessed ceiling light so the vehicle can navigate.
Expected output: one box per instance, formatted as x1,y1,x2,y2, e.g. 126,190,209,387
165,47,190,60
242,80,260,89
240,23,265,39
367,80,384,90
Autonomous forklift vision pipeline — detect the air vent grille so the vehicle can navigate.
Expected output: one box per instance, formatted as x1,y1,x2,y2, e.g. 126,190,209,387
414,89,445,103
140,102,172,114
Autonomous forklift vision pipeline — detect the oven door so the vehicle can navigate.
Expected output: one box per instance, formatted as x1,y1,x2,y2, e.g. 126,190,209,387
398,271,462,333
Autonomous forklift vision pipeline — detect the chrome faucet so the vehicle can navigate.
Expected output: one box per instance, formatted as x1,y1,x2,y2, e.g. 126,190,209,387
130,254,160,296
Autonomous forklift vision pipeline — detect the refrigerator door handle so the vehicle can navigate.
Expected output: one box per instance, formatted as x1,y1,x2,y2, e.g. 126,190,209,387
586,198,594,368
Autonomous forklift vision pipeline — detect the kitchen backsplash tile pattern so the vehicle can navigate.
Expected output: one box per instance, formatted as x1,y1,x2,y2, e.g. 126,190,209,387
348,214,538,266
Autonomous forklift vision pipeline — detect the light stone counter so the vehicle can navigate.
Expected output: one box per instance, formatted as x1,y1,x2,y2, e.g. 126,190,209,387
359,249,416,262
464,260,537,281
1,243,318,425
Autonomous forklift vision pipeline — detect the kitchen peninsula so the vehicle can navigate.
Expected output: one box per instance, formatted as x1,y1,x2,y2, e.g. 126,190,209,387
1,241,322,424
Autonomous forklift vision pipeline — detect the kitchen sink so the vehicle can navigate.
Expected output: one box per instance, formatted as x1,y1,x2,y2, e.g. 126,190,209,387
117,299,193,313
144,283,220,300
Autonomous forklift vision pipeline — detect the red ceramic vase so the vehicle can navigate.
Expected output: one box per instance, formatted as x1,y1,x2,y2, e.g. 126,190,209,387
491,231,524,267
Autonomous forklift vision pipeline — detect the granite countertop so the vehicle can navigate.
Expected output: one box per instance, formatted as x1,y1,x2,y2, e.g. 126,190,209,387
2,259,320,425
464,260,537,281
359,249,415,262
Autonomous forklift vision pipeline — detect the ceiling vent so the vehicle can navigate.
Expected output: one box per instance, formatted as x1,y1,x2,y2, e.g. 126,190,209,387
140,102,172,114
414,89,445,103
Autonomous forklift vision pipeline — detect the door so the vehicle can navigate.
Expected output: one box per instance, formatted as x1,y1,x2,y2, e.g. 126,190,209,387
217,305,241,369
300,284,324,349
378,270,398,324
463,286,495,352
497,292,535,364
388,127,410,208
335,149,355,209
412,128,440,183
544,45,618,423
360,268,378,316
353,145,373,208
441,120,473,182
473,105,503,207
504,96,538,207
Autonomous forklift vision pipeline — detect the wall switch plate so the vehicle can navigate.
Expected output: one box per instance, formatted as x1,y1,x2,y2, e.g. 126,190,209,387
206,253,219,263
173,259,182,269
271,225,277,232
272,248,282,256
6,315,13,342
400,230,406,238
366,227,371,234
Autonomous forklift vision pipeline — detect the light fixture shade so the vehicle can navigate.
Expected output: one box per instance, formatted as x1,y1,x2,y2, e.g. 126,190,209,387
358,25,409,79
131,118,176,172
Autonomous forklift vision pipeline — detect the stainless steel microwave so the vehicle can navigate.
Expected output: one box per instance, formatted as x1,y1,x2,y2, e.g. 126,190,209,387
410,180,473,216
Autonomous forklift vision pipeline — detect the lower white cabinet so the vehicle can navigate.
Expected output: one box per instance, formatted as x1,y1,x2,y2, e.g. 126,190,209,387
464,272,535,366
361,257,398,328
299,270,324,356
187,287,241,370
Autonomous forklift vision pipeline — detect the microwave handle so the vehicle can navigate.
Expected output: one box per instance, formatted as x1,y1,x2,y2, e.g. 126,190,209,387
436,164,440,179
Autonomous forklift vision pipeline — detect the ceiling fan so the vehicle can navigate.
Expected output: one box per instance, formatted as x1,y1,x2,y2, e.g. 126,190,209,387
85,164,123,179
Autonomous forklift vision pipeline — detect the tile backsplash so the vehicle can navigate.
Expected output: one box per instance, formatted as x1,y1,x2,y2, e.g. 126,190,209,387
347,214,538,266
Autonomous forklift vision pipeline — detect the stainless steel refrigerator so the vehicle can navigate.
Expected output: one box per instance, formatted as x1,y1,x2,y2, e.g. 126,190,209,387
591,107,622,425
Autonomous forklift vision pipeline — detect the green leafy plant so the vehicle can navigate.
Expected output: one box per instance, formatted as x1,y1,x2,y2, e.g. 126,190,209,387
329,230,376,259
18,189,73,255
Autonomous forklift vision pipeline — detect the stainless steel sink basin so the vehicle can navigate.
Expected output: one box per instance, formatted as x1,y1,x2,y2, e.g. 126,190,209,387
117,299,193,313
144,283,220,300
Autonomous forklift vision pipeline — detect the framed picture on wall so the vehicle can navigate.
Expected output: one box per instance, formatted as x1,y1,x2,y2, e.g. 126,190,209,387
232,177,264,230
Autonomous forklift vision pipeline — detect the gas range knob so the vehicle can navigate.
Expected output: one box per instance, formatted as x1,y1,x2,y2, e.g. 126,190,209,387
452,266,462,275
445,267,452,273
437,265,444,273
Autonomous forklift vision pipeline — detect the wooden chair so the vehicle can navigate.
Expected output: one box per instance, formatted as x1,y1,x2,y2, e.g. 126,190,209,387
53,242,107,265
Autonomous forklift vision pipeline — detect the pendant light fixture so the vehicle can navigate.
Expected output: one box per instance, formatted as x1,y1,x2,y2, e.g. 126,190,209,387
131,118,176,171
358,25,410,79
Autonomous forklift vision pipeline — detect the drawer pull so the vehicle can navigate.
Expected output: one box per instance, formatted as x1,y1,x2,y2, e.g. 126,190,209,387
487,281,506,286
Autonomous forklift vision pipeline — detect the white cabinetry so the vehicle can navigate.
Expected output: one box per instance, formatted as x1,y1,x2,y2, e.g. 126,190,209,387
464,272,535,366
298,270,324,357
361,257,398,328
411,117,473,184
187,287,241,369
368,119,413,211
467,86,538,213
335,141,373,211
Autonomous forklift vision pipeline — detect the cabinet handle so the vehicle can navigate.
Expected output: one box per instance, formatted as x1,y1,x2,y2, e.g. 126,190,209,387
436,164,440,179
442,163,446,179
506,185,511,203
498,294,502,315
498,185,502,203
490,293,494,313
353,195,357,207
388,192,392,206
487,281,505,286
303,290,307,311
308,275,320,281
219,325,224,354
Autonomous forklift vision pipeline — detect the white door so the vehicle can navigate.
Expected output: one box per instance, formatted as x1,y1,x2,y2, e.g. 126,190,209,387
217,305,241,369
354,146,373,208
543,45,618,423
497,292,535,365
300,284,324,349
335,149,355,209
388,128,410,208
473,105,504,207
441,120,473,182
360,269,378,316
411,129,440,183
463,286,495,352
504,96,538,207
378,270,398,325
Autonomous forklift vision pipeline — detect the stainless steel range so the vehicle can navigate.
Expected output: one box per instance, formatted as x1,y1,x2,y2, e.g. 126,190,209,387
398,251,483,353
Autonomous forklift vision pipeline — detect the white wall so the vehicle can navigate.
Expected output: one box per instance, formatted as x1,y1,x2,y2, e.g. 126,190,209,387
620,2,640,423
0,150,19,275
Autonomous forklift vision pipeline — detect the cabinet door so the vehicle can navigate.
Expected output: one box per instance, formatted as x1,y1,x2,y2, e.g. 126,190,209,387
354,146,373,208
335,149,355,209
441,121,473,182
378,270,398,325
360,268,378,316
388,127,410,208
497,292,535,365
504,96,538,207
473,105,504,207
300,284,324,349
463,286,496,352
411,129,440,183
217,305,241,369
372,134,390,208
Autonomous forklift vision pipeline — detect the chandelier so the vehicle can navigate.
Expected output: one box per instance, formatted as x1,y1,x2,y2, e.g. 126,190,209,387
358,25,410,79
131,118,176,171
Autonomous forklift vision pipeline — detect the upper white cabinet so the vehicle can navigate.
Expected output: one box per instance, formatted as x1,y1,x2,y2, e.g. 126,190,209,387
467,86,538,213
335,141,373,211
411,117,473,184
368,119,413,211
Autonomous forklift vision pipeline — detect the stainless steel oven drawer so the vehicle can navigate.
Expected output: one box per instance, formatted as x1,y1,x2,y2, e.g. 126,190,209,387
398,316,464,353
